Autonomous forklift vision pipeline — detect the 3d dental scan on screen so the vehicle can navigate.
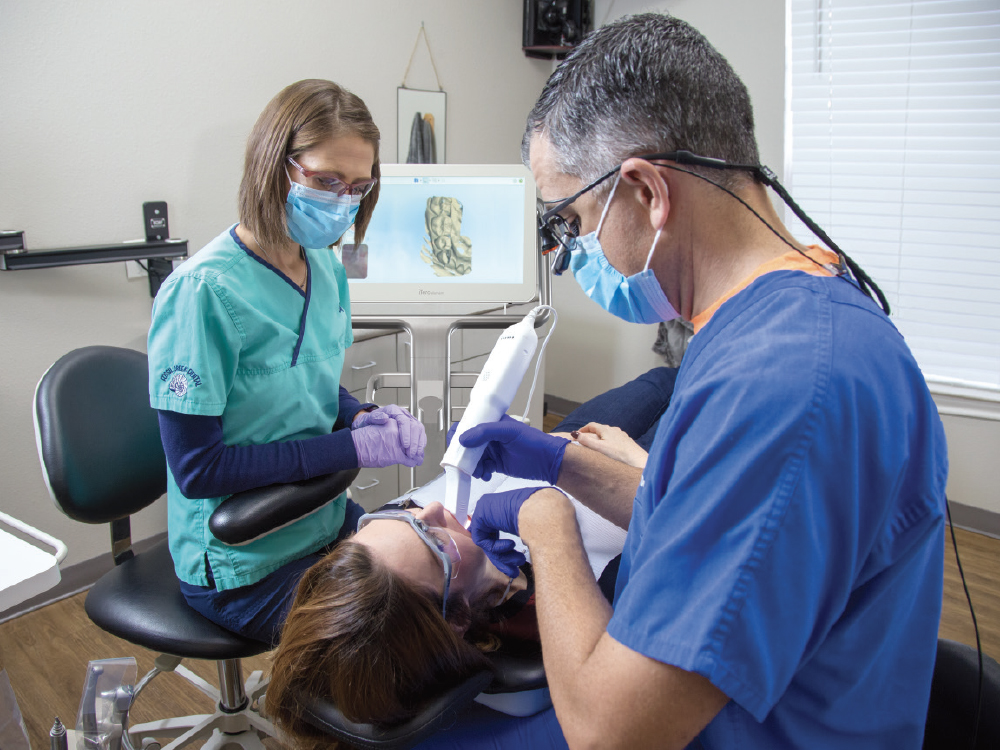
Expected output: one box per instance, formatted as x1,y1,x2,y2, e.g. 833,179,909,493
340,164,538,307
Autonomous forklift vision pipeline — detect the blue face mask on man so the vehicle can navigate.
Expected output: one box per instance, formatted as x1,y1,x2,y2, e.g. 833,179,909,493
568,173,679,325
285,174,361,249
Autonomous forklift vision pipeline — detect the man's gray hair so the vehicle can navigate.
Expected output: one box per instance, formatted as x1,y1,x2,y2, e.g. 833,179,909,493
523,13,760,197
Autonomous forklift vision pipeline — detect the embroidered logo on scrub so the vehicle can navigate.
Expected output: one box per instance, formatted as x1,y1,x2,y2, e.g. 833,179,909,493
160,365,203,398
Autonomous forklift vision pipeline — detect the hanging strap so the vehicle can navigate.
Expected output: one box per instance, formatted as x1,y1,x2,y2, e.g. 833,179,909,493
401,22,444,91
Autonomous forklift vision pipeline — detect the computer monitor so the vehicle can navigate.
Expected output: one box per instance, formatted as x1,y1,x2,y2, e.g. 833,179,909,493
340,163,539,308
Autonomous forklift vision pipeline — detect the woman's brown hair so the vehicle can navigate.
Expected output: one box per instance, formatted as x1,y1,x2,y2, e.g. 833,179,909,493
238,79,381,255
267,542,494,750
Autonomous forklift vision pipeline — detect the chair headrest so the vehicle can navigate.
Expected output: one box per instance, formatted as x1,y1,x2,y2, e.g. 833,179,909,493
298,670,494,750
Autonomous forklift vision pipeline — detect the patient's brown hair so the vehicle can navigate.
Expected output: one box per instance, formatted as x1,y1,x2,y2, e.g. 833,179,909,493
267,542,493,748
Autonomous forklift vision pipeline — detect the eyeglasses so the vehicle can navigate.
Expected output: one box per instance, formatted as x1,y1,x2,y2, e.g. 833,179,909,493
356,511,462,618
537,202,580,276
537,150,746,276
287,156,378,198
537,165,621,276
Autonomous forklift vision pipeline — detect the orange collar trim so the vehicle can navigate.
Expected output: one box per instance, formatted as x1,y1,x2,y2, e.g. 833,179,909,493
690,246,839,333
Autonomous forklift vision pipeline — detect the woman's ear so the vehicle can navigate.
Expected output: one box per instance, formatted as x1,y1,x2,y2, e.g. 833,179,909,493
619,157,671,233
445,595,473,637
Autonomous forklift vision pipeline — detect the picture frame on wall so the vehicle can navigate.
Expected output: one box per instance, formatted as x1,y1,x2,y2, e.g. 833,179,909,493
397,87,446,164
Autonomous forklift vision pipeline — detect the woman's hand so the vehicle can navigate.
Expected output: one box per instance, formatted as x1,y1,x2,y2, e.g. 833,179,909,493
352,418,424,468
572,423,648,468
352,404,426,462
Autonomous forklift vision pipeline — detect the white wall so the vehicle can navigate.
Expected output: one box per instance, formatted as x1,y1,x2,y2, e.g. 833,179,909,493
0,0,553,567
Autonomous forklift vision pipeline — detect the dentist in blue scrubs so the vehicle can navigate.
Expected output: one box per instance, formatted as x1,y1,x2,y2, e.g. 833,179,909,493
436,14,949,750
147,79,426,647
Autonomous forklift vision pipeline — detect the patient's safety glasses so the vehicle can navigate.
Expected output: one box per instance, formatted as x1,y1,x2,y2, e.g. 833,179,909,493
287,157,378,198
356,511,462,618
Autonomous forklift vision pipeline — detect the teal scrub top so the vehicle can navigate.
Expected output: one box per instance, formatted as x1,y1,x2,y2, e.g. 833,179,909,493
148,226,354,590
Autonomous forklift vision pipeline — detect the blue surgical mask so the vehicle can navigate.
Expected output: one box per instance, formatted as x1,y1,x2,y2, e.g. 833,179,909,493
285,174,361,249
568,174,679,324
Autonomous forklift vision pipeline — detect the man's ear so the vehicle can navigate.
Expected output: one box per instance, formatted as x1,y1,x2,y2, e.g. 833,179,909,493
620,158,670,232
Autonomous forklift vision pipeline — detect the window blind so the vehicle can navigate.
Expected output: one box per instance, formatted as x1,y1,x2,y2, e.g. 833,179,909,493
787,0,1000,395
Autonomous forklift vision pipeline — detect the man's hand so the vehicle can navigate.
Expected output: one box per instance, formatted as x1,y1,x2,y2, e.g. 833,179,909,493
470,486,567,577
458,415,569,483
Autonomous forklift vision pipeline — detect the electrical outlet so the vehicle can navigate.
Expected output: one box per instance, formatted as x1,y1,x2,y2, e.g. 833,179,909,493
126,260,148,280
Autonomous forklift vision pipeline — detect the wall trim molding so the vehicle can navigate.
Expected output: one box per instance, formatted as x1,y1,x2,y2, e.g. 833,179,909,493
948,500,1000,540
544,394,582,420
0,532,167,625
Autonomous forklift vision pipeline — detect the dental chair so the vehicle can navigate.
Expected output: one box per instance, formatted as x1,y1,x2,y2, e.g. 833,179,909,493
923,638,1000,750
34,345,547,750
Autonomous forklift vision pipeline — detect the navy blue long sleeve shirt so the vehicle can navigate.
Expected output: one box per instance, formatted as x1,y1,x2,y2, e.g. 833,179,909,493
158,386,373,498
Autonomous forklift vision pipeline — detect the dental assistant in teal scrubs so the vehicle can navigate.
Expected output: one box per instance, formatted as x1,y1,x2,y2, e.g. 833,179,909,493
147,79,427,646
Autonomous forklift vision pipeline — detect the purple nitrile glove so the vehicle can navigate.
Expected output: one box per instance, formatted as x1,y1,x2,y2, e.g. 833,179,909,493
351,418,424,469
353,404,427,462
458,415,569,483
469,487,544,578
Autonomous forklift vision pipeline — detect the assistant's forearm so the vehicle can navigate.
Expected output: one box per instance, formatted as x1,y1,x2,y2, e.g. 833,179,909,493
519,491,616,748
158,411,359,498
555,443,640,528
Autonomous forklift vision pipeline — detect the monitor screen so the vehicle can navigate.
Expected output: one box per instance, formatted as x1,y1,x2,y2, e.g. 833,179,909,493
340,163,538,307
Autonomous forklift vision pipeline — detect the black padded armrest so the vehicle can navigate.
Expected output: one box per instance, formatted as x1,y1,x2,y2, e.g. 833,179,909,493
300,670,493,750
209,469,359,545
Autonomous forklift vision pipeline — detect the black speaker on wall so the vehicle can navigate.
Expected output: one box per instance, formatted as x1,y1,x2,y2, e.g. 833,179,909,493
523,0,593,60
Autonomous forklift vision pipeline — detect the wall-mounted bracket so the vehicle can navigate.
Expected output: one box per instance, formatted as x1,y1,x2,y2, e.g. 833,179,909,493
0,234,187,297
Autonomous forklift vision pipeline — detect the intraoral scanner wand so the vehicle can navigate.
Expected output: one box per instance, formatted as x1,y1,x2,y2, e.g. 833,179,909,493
441,306,555,523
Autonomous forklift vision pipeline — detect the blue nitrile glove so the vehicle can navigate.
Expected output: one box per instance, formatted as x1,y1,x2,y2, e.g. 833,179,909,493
352,418,424,468
469,487,541,578
353,404,427,462
458,415,569,483
446,421,458,447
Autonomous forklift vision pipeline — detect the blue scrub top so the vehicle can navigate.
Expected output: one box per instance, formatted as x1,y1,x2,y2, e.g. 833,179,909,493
148,226,354,590
609,271,948,748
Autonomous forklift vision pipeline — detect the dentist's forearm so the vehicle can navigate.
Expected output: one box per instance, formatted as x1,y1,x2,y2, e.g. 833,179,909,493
518,490,615,748
555,443,640,529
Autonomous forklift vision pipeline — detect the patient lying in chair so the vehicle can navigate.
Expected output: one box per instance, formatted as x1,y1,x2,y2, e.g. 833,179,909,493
266,367,678,744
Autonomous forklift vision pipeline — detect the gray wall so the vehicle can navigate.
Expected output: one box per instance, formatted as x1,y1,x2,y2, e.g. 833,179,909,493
0,0,554,568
